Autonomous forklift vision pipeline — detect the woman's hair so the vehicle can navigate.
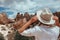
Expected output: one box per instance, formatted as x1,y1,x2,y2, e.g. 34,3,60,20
53,12,60,23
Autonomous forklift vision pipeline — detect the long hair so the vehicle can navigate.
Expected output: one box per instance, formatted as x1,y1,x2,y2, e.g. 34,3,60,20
53,12,60,23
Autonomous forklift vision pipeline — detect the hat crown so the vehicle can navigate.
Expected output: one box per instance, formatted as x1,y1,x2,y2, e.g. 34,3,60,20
40,9,52,21
42,8,52,14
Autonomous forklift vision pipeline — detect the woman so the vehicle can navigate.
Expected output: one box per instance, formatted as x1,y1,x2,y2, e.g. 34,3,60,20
17,9,59,40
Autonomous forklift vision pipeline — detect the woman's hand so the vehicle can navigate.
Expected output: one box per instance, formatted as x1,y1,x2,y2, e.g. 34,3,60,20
53,16,60,27
30,16,38,23
53,16,59,21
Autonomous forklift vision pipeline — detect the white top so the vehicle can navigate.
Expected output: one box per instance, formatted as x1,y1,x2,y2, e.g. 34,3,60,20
21,25,59,40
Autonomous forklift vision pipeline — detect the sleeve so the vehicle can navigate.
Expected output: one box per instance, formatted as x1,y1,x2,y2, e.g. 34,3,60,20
20,26,40,36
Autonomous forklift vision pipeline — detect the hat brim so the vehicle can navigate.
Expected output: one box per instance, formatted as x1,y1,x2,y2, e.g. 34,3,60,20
37,10,55,24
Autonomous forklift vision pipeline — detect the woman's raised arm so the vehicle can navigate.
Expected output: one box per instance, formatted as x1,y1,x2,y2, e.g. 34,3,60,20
18,16,38,33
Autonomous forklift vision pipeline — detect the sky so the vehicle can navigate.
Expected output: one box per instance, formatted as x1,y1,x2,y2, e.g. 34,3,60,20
0,0,60,19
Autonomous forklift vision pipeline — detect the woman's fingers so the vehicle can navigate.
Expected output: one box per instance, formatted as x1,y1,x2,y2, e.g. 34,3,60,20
31,16,38,23
53,16,59,21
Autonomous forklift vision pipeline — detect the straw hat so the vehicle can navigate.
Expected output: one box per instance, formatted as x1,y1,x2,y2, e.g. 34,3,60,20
37,8,55,24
